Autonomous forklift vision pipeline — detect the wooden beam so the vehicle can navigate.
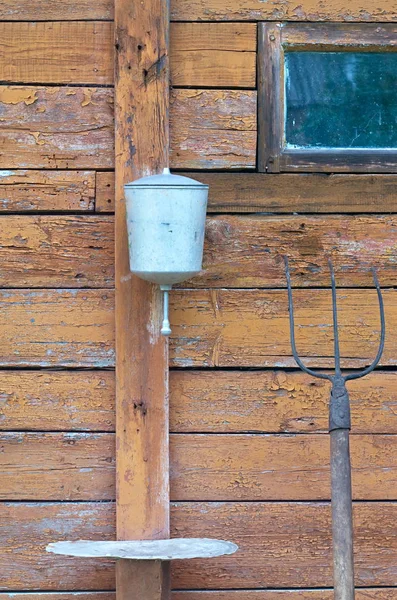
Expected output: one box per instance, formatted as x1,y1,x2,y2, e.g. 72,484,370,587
114,0,170,598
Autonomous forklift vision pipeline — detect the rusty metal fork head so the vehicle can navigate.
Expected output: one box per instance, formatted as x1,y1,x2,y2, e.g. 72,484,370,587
284,257,386,432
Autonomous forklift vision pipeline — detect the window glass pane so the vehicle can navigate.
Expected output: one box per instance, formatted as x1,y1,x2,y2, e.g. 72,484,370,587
285,52,397,149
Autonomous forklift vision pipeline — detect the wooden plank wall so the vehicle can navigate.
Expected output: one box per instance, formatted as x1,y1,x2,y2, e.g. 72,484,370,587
0,1,396,600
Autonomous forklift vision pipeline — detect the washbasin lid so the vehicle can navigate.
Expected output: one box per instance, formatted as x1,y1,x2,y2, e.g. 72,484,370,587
125,168,208,189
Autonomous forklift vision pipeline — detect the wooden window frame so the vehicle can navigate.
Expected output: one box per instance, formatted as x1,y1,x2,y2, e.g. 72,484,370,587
258,23,397,173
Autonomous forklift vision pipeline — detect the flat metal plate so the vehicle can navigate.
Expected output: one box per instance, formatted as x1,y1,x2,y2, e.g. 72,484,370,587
46,538,238,560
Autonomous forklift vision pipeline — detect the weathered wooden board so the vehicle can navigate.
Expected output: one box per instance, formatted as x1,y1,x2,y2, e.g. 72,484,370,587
0,23,255,88
170,434,397,501
4,370,396,434
0,0,113,19
0,290,114,367
173,592,397,600
170,370,397,434
0,88,254,170
180,173,397,213
93,172,397,214
96,172,115,212
0,502,116,590
1,502,396,589
172,502,397,589
170,0,397,21
170,90,257,169
0,23,113,85
0,371,114,431
0,216,113,287
0,433,115,501
1,432,396,501
170,23,256,87
0,23,256,88
192,215,397,288
0,87,114,170
2,592,397,600
0,170,95,212
170,289,395,368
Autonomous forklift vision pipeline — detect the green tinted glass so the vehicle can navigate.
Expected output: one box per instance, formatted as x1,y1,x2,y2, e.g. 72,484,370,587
285,52,397,149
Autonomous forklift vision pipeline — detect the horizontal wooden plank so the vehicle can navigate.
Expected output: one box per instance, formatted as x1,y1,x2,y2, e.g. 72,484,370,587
0,23,255,88
1,433,396,501
0,0,113,19
191,215,397,288
7,214,396,289
0,88,253,170
0,433,115,501
0,87,114,170
170,23,256,87
0,371,115,431
0,502,116,590
0,290,114,368
180,172,397,213
170,89,257,169
1,502,396,589
174,592,397,600
170,0,397,21
0,216,113,287
96,172,115,212
0,22,113,85
170,370,397,434
96,172,397,214
170,288,395,368
4,370,396,435
0,170,95,212
171,434,397,501
1,592,396,600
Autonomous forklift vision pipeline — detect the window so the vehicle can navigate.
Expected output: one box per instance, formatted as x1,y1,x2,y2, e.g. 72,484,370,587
258,24,397,172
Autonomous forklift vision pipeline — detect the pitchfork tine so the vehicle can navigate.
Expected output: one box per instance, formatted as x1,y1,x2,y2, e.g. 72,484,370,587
329,260,341,376
345,267,386,381
284,256,331,381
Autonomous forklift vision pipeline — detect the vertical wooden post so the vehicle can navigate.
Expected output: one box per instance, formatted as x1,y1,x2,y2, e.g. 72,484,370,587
114,0,170,596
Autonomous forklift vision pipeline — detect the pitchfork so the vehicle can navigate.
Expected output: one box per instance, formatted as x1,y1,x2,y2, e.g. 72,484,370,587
284,257,385,600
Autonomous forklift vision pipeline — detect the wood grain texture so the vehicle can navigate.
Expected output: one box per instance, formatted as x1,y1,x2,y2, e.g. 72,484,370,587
5,370,396,434
96,172,115,212
170,370,397,434
0,289,114,368
0,433,115,501
170,0,397,21
0,22,255,88
172,502,397,589
170,90,257,169
1,432,396,501
193,215,397,288
1,591,397,600
174,592,397,600
114,0,170,594
170,434,397,501
0,0,113,19
170,23,256,87
0,371,115,431
0,170,95,212
96,172,397,214
0,87,114,169
0,216,113,287
0,87,254,171
0,502,116,591
0,22,113,85
1,502,396,590
169,288,394,368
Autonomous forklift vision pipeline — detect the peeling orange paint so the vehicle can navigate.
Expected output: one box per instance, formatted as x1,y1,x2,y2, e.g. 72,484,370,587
0,88,38,106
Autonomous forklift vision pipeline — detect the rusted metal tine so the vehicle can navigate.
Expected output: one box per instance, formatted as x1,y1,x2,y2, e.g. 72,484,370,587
284,256,386,600
284,256,385,382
